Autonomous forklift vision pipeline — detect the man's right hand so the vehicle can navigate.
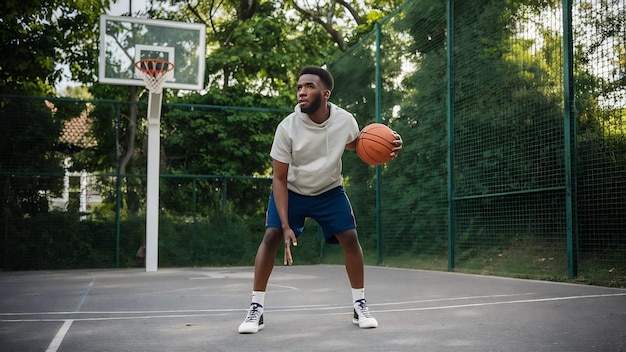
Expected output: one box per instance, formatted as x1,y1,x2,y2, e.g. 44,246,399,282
283,227,298,265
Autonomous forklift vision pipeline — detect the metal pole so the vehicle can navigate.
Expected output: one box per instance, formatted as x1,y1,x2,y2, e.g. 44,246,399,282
562,0,578,279
115,103,121,268
192,177,197,265
375,22,383,266
446,0,456,271
221,177,227,213
145,92,162,272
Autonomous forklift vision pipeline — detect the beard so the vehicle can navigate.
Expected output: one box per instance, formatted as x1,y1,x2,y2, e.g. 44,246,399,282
300,92,323,114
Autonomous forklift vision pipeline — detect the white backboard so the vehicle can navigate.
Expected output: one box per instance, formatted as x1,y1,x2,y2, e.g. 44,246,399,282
99,15,206,91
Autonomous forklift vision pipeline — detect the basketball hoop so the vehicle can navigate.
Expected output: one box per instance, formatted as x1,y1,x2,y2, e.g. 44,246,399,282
134,59,175,94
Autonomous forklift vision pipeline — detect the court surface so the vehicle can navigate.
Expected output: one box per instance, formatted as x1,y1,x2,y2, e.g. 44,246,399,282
0,265,624,352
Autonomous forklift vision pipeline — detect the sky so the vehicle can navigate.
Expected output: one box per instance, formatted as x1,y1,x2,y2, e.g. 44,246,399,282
109,0,149,16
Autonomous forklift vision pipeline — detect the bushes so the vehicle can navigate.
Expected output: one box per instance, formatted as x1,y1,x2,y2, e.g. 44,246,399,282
0,210,328,270
159,213,259,267
1,211,112,270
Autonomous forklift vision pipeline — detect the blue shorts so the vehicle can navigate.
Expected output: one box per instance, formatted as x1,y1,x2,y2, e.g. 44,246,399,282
265,186,357,244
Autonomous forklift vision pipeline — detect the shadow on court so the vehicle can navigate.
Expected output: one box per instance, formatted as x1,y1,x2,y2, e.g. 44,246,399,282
0,265,624,352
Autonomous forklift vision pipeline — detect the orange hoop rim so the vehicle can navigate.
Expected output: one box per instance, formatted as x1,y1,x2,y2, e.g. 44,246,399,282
134,59,175,78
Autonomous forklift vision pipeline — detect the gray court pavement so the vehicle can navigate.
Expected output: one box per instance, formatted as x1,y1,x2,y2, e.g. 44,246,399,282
0,265,624,352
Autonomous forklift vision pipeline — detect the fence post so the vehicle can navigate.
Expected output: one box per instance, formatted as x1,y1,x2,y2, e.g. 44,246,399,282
446,0,456,271
114,102,121,268
221,177,228,213
375,22,383,266
562,0,578,279
192,177,197,265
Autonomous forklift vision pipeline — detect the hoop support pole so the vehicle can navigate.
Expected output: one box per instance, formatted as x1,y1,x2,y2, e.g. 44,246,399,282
145,92,163,272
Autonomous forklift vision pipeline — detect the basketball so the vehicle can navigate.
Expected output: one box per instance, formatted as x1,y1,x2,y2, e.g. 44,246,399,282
356,123,398,166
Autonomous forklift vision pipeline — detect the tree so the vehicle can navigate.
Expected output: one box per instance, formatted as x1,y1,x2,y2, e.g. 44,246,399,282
571,0,626,252
288,0,404,51
332,0,574,258
0,1,111,219
117,0,404,216
156,0,341,215
116,0,407,219
0,0,112,95
5,0,406,219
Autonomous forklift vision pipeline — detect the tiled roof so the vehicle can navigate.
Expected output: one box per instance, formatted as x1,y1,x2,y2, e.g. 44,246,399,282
59,111,97,148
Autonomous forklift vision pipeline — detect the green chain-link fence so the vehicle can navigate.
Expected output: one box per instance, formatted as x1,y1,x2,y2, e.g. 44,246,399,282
328,0,625,286
1,0,624,287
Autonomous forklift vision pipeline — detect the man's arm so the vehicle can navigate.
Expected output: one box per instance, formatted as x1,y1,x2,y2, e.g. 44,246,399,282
345,138,357,151
272,159,297,265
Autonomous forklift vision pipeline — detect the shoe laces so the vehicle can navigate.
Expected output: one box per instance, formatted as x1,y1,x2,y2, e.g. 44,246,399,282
355,299,373,318
245,303,263,322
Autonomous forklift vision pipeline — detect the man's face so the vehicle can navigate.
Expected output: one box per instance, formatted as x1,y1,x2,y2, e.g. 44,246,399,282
300,91,322,114
297,74,327,114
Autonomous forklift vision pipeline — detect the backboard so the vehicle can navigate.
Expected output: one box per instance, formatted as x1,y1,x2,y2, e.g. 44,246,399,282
99,15,206,91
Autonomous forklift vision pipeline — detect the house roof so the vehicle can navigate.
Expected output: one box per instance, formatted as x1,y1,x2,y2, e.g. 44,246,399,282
59,112,97,148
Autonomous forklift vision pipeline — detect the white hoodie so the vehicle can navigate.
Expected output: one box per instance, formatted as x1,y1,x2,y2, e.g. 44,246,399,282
270,102,359,196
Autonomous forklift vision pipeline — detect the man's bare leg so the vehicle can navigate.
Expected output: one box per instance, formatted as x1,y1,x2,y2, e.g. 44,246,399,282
336,229,378,328
239,228,282,334
253,228,282,291
335,229,364,288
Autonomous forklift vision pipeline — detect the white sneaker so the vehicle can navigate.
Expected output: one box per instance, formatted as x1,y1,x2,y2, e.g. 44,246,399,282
238,303,264,334
352,299,378,328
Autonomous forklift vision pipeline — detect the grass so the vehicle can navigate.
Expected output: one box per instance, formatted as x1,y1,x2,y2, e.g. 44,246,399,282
453,244,571,282
316,241,625,288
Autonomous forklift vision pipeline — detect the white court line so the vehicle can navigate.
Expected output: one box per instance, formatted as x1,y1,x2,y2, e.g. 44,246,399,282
7,314,232,323
43,276,95,352
0,293,532,318
2,292,624,323
371,293,536,307
0,308,244,318
264,283,300,294
329,292,626,315
45,319,73,352
75,277,95,311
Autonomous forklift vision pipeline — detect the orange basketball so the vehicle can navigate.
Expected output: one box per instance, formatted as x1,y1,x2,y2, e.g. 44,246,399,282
356,123,398,166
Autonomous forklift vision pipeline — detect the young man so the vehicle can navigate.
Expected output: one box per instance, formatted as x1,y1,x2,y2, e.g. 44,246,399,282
238,66,402,334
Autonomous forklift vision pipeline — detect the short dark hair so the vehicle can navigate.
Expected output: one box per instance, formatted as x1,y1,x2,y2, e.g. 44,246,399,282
300,66,334,92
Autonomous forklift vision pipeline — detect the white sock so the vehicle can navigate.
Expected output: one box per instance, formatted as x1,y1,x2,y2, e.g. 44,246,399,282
251,291,265,306
351,288,365,303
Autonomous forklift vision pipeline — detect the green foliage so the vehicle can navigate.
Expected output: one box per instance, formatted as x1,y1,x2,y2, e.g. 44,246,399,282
1,0,624,289
376,0,566,256
161,104,283,176
0,97,66,216
2,211,111,270
0,0,113,215
572,3,626,255
0,207,327,270
331,0,451,257
0,0,112,95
